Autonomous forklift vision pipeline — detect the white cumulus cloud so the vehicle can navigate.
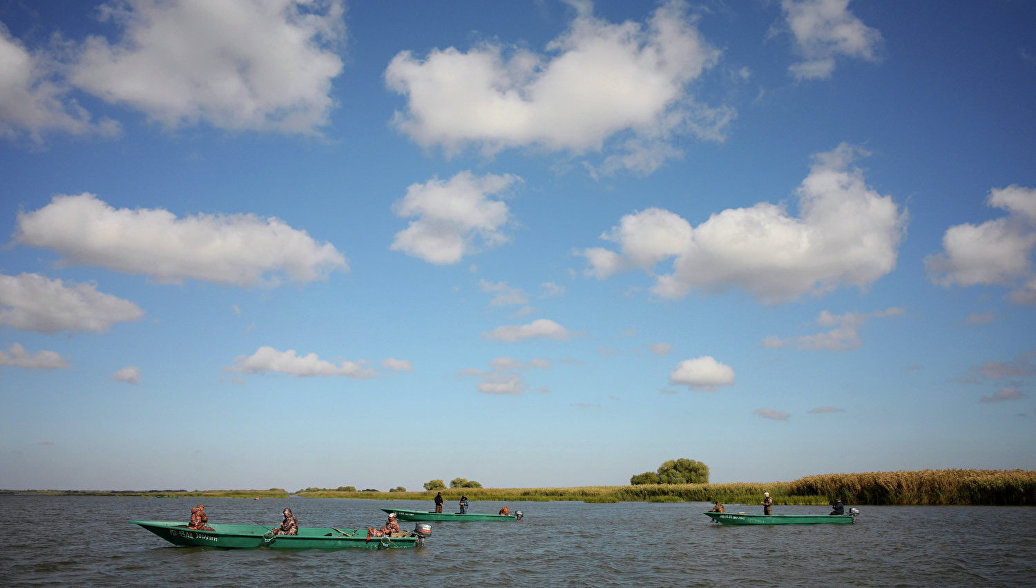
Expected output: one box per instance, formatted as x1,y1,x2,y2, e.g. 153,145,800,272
781,0,883,80
583,144,906,304
0,272,143,333
391,171,520,264
230,346,375,378
669,356,734,390
385,0,729,175
69,0,345,134
16,193,347,287
0,343,70,370
926,185,1036,305
0,24,119,143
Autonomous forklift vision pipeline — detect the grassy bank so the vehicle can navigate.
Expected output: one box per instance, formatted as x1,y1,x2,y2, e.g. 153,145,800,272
4,470,1033,505
297,469,1036,506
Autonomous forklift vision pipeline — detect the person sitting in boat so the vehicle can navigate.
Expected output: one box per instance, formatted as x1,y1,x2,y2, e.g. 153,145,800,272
434,491,444,513
270,507,298,536
367,512,401,538
189,504,214,530
829,499,845,515
458,496,469,514
710,502,725,513
761,492,773,515
499,506,510,516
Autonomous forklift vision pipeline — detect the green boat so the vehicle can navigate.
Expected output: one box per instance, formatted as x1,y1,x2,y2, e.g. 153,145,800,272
130,520,428,549
703,511,857,525
381,508,522,522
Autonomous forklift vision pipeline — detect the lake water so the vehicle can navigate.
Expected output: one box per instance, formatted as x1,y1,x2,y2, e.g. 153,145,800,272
1,496,1033,586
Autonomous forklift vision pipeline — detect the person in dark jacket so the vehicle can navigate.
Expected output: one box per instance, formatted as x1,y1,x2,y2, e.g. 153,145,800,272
458,496,469,514
761,492,773,515
829,499,845,515
434,491,444,513
271,508,298,535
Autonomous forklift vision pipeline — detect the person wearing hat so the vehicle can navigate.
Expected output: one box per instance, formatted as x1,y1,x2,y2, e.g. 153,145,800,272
270,507,298,535
370,512,401,537
384,512,401,534
760,492,773,515
829,498,845,515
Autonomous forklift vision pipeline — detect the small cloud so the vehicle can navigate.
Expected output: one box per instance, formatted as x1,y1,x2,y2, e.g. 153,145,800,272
966,312,996,325
540,282,565,298
484,318,574,342
648,342,673,356
0,343,70,370
480,279,528,306
669,356,735,391
381,358,412,372
112,366,141,384
229,346,375,378
980,387,1026,403
763,308,903,351
754,407,791,421
390,172,520,264
459,356,550,396
808,406,843,414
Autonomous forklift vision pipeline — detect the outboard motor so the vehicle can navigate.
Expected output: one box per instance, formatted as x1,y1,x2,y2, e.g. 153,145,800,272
514,511,523,521
412,523,431,546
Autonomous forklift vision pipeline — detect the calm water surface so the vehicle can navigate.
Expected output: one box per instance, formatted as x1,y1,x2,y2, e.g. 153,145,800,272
0,496,1033,586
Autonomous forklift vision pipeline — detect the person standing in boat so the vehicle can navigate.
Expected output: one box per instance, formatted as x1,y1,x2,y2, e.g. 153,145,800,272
458,496,469,514
189,504,214,530
271,507,298,536
434,491,444,513
761,492,773,515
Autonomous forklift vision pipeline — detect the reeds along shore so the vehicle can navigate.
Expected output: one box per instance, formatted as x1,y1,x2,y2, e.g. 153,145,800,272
296,469,1036,506
5,470,1033,506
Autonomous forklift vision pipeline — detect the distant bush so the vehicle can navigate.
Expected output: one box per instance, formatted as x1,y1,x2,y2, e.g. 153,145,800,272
389,486,406,493
336,486,356,492
424,479,446,490
631,458,709,485
450,478,483,488
631,472,659,485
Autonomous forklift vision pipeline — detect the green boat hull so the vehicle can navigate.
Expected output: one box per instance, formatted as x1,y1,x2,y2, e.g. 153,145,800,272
130,521,422,549
381,508,518,522
703,512,856,525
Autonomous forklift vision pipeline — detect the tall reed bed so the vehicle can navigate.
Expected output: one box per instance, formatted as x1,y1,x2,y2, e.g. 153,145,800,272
787,469,1036,505
296,469,1035,505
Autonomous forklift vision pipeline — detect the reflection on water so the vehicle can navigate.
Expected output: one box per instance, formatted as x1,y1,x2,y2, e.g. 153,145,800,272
1,496,1033,586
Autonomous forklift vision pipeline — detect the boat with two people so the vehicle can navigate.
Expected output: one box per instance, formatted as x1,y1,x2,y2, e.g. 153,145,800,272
381,507,522,522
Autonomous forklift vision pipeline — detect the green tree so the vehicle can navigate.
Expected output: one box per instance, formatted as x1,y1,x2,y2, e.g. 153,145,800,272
450,477,483,488
424,479,446,490
336,486,356,492
631,458,709,485
389,486,407,492
657,458,709,484
630,471,660,485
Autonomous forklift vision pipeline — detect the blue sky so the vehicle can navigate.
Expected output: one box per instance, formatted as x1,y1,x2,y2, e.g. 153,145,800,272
0,0,1033,491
